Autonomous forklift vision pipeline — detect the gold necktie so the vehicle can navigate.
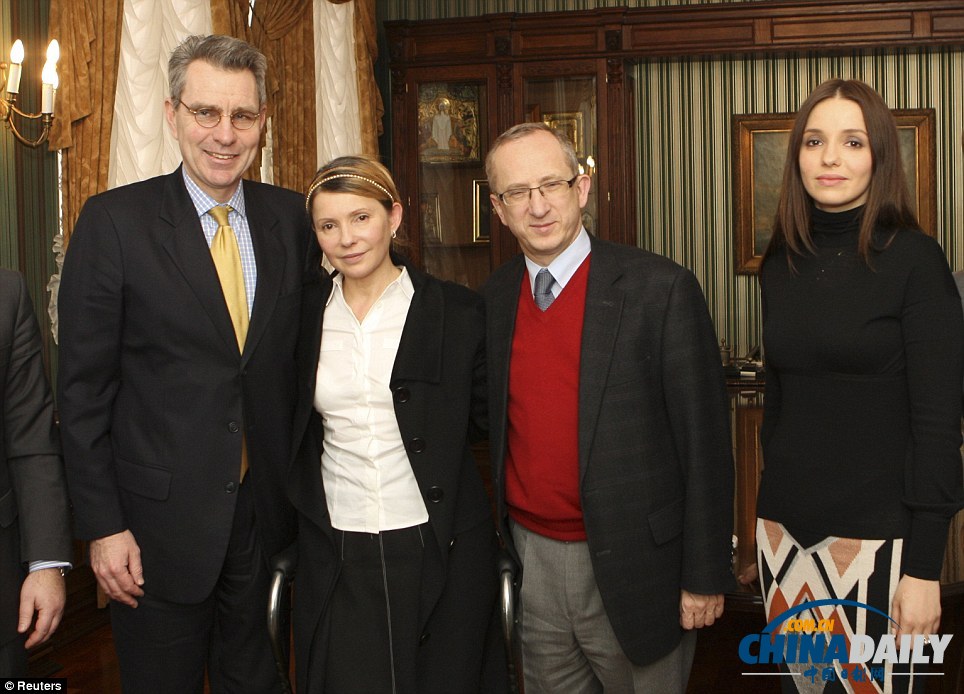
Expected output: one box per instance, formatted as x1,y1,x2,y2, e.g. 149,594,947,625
209,204,249,480
208,205,249,350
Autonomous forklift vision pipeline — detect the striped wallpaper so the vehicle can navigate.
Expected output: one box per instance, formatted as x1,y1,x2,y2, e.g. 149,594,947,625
380,1,964,355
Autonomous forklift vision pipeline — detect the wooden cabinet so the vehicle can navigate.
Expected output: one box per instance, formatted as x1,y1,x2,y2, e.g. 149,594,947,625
385,16,636,287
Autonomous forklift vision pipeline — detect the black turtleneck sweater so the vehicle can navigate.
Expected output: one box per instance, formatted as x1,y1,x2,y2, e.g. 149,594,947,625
758,206,964,580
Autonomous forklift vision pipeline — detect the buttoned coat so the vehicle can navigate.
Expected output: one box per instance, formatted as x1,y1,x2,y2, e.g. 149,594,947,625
57,168,311,603
484,235,735,666
0,270,71,651
287,259,501,692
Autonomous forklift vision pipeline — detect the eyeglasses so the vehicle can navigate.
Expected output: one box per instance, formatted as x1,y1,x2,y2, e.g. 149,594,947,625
179,103,262,131
497,176,579,207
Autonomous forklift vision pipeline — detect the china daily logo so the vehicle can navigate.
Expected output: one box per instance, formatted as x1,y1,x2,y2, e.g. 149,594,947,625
739,599,953,684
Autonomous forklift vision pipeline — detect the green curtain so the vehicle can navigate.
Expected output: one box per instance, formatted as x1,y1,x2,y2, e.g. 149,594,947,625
0,0,60,385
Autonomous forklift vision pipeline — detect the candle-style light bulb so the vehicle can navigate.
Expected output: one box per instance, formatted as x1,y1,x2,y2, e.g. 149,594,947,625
41,60,57,114
46,39,60,65
50,68,59,116
6,39,24,94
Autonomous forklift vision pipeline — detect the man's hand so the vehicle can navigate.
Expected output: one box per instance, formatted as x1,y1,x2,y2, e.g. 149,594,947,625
891,575,940,643
680,590,724,629
18,568,66,648
90,530,145,607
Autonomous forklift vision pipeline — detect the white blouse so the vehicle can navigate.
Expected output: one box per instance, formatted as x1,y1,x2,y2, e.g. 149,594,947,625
313,268,429,533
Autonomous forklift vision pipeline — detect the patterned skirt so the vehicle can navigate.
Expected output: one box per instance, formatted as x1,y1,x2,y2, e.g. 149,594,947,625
756,518,915,694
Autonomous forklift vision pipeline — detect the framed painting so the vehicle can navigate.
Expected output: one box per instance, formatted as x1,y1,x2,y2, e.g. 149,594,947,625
543,111,585,157
732,108,936,274
417,83,482,164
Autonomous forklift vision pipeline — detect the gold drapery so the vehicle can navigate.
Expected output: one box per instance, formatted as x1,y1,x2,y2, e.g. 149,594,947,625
216,0,382,187
49,0,123,246
347,0,383,158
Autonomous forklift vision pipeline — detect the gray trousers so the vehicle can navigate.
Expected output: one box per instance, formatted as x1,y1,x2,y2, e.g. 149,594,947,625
511,522,696,693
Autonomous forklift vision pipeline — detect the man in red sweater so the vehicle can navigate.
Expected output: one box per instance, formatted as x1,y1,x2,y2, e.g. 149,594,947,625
483,122,734,693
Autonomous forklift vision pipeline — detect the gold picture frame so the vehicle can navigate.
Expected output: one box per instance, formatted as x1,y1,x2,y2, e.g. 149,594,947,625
732,108,936,274
543,111,585,157
417,83,482,164
472,179,491,244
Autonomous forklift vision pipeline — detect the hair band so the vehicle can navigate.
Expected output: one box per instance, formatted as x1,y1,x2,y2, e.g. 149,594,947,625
305,173,395,211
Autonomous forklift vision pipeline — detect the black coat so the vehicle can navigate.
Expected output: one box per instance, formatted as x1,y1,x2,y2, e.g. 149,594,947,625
57,168,311,603
287,259,503,692
0,270,70,649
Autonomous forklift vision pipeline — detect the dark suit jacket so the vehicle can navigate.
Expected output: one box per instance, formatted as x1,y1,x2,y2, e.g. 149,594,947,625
484,236,735,666
0,270,71,648
57,168,311,603
287,259,499,692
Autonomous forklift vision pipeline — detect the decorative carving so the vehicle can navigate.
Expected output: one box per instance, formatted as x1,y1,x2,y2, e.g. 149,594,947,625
496,63,513,90
390,68,406,96
386,2,964,64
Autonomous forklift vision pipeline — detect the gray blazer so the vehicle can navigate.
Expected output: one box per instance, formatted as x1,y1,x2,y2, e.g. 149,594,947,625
484,235,735,666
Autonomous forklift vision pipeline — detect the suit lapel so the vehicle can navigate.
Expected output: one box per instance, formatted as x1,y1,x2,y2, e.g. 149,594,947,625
242,182,284,366
391,266,443,386
158,170,240,356
578,238,624,481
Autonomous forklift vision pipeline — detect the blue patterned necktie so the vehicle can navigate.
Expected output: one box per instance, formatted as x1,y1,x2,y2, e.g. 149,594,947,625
534,268,555,311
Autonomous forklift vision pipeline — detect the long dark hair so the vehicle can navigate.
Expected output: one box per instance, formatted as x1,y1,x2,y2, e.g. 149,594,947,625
764,79,921,269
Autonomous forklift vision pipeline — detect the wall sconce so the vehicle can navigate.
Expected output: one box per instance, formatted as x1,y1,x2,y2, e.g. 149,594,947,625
0,39,59,148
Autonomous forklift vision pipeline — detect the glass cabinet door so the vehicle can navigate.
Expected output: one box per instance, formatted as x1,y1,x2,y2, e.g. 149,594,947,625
415,81,492,289
521,74,598,234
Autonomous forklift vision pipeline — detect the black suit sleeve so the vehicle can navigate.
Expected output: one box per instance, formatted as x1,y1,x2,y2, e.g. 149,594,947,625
3,272,71,564
57,197,128,540
660,268,735,594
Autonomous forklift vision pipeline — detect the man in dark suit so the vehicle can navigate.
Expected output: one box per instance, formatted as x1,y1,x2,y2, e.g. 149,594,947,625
57,35,310,693
483,122,734,693
0,269,71,678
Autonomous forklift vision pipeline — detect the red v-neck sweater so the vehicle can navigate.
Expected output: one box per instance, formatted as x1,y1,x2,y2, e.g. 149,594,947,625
505,257,590,541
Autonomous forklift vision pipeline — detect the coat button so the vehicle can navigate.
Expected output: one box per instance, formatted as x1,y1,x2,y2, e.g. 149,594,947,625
409,437,426,453
427,486,443,503
394,387,411,403
448,537,457,551
419,632,430,645
225,482,237,494
228,421,240,433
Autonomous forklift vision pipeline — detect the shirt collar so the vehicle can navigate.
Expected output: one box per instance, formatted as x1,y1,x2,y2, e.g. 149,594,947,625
524,227,591,292
181,168,247,220
326,265,413,307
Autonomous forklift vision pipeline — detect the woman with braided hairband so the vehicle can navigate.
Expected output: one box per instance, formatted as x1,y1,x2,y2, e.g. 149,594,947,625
287,155,507,693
